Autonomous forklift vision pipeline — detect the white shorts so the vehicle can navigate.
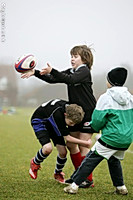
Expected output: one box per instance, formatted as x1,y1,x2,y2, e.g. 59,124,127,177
91,141,125,160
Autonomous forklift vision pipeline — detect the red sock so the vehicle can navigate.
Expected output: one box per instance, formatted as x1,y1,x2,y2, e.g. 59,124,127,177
81,156,93,182
70,152,82,170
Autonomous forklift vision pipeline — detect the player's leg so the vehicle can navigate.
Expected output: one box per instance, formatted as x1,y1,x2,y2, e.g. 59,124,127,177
78,132,94,187
65,131,92,186
107,156,128,195
29,122,52,180
51,135,67,183
66,131,82,170
29,142,53,179
66,131,93,186
64,151,103,194
54,144,67,183
34,142,53,164
79,132,92,156
55,144,67,173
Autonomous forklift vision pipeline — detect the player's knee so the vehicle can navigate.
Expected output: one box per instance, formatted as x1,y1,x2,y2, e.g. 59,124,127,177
59,148,67,158
42,144,53,155
43,147,52,155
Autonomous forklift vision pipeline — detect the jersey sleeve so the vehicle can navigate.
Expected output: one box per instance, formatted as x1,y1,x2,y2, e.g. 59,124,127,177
50,67,90,84
90,94,109,132
34,70,64,83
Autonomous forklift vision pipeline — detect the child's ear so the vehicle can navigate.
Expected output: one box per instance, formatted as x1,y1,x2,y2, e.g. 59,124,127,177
64,113,67,116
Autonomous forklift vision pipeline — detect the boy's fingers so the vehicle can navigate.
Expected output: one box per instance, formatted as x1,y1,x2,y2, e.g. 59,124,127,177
47,63,51,67
40,69,47,75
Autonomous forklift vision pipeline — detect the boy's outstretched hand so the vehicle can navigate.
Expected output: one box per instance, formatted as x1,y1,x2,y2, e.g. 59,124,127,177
40,63,52,75
21,69,35,79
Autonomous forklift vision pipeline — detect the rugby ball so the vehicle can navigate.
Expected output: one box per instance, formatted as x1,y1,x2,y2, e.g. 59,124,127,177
15,54,36,73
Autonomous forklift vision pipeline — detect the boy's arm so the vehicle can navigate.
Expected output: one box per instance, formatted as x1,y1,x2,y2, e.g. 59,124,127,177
34,70,60,83
90,94,108,132
64,135,92,148
40,63,89,84
21,63,70,84
21,68,61,83
50,67,89,84
90,110,107,132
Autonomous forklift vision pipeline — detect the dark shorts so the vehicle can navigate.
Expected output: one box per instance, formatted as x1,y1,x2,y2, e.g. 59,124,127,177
31,118,66,146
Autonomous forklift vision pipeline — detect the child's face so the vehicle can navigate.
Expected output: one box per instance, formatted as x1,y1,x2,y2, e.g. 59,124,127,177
65,117,75,126
71,54,84,69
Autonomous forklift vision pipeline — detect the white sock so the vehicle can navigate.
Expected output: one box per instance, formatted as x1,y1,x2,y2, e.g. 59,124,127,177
117,185,126,190
71,182,79,190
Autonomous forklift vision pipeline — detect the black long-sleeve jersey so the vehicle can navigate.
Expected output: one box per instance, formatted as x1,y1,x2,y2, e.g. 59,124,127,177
31,99,69,137
34,65,96,121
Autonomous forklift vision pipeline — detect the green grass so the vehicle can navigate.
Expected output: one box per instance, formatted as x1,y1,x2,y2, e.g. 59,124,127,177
0,108,133,200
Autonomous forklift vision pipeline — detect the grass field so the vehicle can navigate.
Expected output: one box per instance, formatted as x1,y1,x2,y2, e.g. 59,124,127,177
0,108,133,200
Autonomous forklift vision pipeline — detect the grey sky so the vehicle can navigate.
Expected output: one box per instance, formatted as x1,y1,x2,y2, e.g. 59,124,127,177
1,0,133,77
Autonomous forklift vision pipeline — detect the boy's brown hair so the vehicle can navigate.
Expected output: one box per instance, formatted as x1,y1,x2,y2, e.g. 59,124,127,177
65,104,85,124
70,45,93,69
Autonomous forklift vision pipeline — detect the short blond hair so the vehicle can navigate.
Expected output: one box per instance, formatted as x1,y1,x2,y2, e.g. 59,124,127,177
70,45,93,69
66,104,85,124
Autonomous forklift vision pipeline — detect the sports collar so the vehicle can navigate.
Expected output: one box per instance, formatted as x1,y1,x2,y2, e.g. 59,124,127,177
70,64,87,73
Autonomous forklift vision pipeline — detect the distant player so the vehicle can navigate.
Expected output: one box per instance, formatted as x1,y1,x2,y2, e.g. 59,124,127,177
64,67,133,195
29,99,92,183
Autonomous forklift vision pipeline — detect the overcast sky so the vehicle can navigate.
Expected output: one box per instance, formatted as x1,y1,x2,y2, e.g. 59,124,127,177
1,0,133,78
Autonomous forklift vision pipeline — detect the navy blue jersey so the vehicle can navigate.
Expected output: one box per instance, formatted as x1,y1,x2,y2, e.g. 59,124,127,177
31,99,70,137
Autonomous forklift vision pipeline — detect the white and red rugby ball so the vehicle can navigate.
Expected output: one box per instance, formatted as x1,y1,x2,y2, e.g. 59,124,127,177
15,54,37,73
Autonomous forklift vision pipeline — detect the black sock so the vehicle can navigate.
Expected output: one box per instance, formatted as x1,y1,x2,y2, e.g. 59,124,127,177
34,148,48,165
55,154,67,173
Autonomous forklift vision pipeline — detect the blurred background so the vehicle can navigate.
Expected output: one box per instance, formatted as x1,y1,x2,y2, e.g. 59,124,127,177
0,0,133,108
